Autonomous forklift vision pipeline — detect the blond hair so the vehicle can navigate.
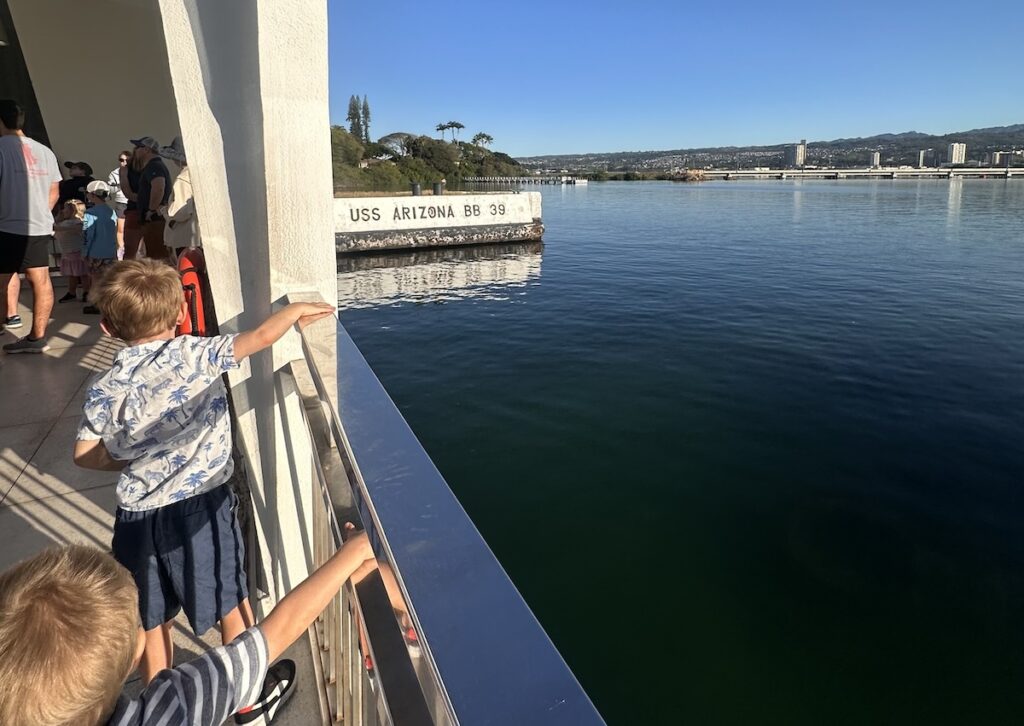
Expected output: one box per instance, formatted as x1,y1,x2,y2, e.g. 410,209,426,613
59,198,86,221
0,546,139,726
92,259,183,341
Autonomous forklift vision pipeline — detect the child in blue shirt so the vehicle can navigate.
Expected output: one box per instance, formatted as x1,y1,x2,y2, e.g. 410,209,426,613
83,180,120,314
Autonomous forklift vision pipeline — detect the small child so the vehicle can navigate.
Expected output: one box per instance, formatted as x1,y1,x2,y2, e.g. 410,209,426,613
0,535,373,725
55,199,90,302
73,259,334,713
82,180,120,314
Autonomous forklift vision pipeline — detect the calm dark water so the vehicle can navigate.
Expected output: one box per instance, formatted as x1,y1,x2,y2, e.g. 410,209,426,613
339,181,1024,725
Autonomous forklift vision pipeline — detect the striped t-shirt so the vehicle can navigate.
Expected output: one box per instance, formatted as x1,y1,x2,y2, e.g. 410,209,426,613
106,627,269,725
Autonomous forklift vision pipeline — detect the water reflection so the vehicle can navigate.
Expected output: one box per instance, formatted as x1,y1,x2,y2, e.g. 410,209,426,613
337,241,543,309
946,178,963,228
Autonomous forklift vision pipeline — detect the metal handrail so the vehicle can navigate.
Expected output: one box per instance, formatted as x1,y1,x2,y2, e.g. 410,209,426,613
292,311,604,725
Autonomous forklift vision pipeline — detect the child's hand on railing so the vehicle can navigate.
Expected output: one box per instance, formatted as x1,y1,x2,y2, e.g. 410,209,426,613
291,302,336,330
235,301,336,360
341,522,374,564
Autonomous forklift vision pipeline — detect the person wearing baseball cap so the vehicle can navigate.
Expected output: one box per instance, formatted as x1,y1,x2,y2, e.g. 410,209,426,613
81,180,119,313
56,159,95,209
130,136,160,152
65,160,93,175
85,179,111,199
159,136,199,259
131,135,173,262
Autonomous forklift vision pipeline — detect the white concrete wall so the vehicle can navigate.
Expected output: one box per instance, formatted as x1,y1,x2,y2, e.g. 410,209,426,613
156,0,337,598
11,0,338,606
7,0,180,174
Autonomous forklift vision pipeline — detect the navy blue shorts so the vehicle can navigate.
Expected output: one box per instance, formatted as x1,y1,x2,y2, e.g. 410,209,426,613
112,485,249,634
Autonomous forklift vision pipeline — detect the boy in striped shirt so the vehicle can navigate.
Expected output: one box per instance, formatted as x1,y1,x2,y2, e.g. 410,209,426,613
0,533,372,725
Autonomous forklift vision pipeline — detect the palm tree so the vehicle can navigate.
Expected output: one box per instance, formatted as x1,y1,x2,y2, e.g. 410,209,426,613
472,132,494,147
448,121,465,143
436,122,449,141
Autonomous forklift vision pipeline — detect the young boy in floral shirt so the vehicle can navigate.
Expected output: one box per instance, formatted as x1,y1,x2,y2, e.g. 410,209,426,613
74,258,334,722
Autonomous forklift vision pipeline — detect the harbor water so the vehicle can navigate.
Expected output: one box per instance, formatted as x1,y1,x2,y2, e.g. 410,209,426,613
338,180,1024,725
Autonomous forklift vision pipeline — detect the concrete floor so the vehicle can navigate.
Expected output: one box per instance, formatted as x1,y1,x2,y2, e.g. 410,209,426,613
0,276,323,724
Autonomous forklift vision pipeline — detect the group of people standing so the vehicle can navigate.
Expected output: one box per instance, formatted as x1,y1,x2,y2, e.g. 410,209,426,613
0,98,198,353
119,135,197,263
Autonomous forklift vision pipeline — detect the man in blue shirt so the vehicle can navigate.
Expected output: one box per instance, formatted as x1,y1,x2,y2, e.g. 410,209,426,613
130,136,173,262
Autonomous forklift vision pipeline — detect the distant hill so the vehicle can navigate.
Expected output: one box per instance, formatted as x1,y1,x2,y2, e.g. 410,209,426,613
332,126,523,193
518,124,1024,172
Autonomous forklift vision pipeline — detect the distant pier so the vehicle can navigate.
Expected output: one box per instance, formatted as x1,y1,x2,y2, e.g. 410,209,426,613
465,175,587,185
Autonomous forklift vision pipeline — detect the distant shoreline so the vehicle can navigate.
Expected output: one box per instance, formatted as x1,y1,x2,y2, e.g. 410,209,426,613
581,167,1022,183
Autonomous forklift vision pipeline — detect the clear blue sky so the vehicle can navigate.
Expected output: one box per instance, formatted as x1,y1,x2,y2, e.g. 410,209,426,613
328,0,1023,157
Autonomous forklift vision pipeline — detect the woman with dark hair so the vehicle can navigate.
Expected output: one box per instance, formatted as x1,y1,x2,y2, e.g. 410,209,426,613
119,146,145,259
108,150,131,256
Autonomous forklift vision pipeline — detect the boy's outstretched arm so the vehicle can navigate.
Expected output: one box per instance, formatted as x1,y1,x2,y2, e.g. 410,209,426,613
260,530,374,661
233,302,335,361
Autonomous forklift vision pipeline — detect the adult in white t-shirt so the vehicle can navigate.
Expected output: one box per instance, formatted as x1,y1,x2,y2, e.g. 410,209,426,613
0,99,60,353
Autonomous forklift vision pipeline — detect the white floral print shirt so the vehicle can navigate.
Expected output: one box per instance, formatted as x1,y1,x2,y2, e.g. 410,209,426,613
77,335,239,511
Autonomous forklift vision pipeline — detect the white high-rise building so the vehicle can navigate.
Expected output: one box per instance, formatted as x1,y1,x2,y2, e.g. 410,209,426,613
869,151,880,168
948,142,967,165
918,150,927,168
785,139,807,168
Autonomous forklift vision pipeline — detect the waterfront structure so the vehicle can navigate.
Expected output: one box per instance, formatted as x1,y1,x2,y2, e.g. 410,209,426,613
785,139,807,168
991,151,1007,166
948,142,967,165
869,151,881,168
918,150,928,168
334,192,543,252
464,175,585,185
705,167,1021,181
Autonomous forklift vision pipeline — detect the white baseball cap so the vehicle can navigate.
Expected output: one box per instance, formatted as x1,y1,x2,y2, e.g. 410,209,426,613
86,180,110,196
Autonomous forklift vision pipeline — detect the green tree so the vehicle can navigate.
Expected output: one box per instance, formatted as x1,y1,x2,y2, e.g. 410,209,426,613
490,151,520,168
361,95,371,143
408,135,458,176
471,132,493,147
448,121,465,143
363,141,393,159
347,95,363,141
435,122,449,141
360,162,404,191
395,156,438,184
331,125,363,166
379,132,414,157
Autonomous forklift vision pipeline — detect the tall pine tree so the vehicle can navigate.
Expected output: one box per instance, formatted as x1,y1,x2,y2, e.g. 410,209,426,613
361,96,371,143
346,95,363,142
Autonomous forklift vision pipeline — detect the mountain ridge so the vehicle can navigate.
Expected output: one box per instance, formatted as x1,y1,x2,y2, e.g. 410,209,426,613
517,123,1024,170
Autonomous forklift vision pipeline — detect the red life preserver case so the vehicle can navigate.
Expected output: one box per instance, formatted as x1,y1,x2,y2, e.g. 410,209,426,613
176,248,210,336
